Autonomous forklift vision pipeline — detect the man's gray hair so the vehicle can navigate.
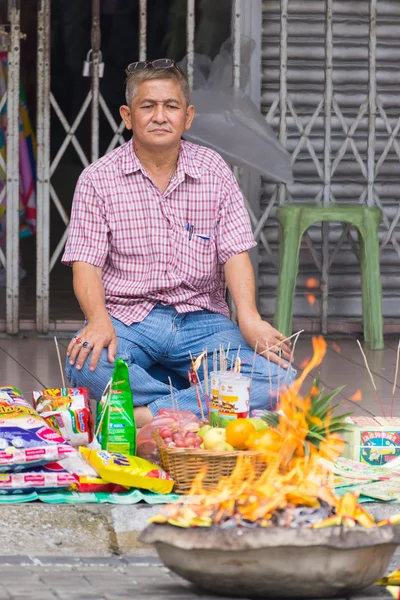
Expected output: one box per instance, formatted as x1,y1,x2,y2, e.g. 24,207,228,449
125,68,191,107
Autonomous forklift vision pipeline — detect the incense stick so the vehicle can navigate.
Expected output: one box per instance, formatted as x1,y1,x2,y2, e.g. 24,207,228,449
391,339,400,418
94,384,111,439
258,330,304,359
283,329,302,386
249,341,259,390
202,350,209,419
213,348,217,373
266,342,273,399
357,339,386,417
54,336,66,389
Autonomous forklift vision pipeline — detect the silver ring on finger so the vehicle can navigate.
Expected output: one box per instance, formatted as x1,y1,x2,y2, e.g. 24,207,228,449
81,341,92,350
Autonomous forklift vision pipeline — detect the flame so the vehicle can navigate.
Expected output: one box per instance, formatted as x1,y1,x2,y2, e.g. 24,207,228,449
234,356,241,373
306,293,316,307
306,278,319,289
149,336,376,529
350,390,362,402
300,357,311,369
192,350,207,372
331,342,341,354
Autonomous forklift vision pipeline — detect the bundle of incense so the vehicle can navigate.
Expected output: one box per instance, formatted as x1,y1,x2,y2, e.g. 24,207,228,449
202,350,210,418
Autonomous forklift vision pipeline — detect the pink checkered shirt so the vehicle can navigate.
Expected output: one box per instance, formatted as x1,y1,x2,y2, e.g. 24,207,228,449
62,139,256,325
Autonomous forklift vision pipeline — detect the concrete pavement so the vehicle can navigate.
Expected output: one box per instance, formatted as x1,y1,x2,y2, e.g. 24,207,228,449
0,555,394,599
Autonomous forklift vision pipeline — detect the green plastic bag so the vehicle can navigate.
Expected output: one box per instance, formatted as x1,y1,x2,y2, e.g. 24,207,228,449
97,359,137,455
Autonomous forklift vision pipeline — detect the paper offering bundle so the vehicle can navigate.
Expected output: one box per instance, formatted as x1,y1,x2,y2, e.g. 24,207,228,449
32,387,93,447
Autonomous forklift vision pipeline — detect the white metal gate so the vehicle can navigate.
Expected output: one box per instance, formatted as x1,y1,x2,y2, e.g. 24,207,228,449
259,0,400,333
0,1,22,334
34,0,251,334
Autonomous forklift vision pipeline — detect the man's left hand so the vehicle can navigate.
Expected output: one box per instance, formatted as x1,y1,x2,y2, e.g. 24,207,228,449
239,315,293,368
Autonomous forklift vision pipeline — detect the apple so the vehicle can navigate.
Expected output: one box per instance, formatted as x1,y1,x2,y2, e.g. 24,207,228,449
213,441,235,452
197,425,212,439
248,418,269,432
203,428,226,450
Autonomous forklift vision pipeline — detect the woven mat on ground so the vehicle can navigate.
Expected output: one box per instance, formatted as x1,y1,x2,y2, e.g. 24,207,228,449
0,489,180,504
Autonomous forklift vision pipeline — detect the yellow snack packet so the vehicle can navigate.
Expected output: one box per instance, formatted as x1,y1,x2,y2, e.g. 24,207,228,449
80,447,174,494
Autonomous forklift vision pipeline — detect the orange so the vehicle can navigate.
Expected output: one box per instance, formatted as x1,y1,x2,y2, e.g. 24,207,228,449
225,419,256,450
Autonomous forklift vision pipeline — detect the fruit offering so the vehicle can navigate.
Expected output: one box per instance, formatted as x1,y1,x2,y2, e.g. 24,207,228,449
158,425,203,449
225,419,256,450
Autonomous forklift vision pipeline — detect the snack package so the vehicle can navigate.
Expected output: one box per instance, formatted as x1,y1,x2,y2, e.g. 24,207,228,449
32,387,93,447
136,410,199,463
81,447,174,494
96,359,137,455
69,477,129,494
0,461,76,494
0,386,75,472
60,450,129,493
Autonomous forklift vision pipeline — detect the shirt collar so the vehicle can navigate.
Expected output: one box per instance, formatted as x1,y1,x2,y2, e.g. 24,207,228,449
122,138,202,180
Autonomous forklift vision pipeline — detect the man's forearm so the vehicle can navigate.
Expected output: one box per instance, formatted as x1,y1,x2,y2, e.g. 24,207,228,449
72,262,109,323
223,252,261,324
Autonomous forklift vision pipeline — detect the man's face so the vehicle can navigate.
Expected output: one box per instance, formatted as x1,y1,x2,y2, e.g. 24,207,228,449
120,79,195,149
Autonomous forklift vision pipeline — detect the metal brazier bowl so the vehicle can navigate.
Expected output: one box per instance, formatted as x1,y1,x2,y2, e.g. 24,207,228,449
140,523,400,598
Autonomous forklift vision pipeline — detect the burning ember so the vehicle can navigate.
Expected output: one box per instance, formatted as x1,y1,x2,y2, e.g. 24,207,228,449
151,337,377,530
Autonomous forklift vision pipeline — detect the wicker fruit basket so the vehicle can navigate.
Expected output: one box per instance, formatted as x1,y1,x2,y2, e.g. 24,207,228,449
153,431,263,494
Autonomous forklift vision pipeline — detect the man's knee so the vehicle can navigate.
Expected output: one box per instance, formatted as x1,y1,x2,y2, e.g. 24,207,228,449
65,348,117,400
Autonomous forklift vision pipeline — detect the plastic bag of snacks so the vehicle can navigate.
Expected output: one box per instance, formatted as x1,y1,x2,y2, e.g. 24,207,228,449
0,386,75,472
61,451,129,493
81,447,174,494
136,410,199,463
96,359,137,455
32,387,93,447
0,461,76,493
69,477,129,494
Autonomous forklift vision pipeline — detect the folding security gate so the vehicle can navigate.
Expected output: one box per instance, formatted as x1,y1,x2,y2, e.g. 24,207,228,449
3,0,399,335
1,0,257,334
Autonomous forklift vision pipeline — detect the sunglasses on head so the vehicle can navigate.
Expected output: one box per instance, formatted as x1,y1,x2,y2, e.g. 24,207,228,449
126,58,184,74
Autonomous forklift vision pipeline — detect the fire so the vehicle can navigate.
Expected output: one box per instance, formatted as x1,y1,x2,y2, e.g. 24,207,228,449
192,350,207,372
300,357,310,369
350,390,362,402
306,278,319,289
151,337,376,529
306,293,316,307
234,356,241,373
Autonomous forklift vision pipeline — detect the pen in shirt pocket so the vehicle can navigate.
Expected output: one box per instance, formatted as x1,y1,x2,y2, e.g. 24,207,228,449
186,222,210,241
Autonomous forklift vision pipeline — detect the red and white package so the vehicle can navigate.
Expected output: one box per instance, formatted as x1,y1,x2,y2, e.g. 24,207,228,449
0,461,76,493
32,387,93,447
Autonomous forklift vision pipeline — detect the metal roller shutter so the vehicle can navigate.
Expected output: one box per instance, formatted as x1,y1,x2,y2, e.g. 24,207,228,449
259,0,400,332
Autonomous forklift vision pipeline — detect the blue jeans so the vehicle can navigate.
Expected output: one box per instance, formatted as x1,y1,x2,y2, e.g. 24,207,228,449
66,305,296,418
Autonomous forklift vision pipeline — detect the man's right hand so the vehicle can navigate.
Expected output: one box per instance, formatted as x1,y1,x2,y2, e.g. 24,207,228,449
67,316,117,372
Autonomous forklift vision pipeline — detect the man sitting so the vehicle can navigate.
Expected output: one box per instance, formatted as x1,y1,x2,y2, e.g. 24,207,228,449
62,58,295,427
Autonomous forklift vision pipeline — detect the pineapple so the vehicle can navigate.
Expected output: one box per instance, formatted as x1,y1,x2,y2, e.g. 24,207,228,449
261,377,352,449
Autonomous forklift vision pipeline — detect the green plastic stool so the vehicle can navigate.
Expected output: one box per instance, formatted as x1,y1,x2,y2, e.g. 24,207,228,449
273,204,384,350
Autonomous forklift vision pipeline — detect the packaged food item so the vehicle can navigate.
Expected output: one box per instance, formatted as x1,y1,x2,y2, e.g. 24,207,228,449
69,477,129,494
218,374,250,428
209,371,220,426
96,359,137,455
32,387,93,447
81,447,174,494
0,461,76,494
0,386,75,471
